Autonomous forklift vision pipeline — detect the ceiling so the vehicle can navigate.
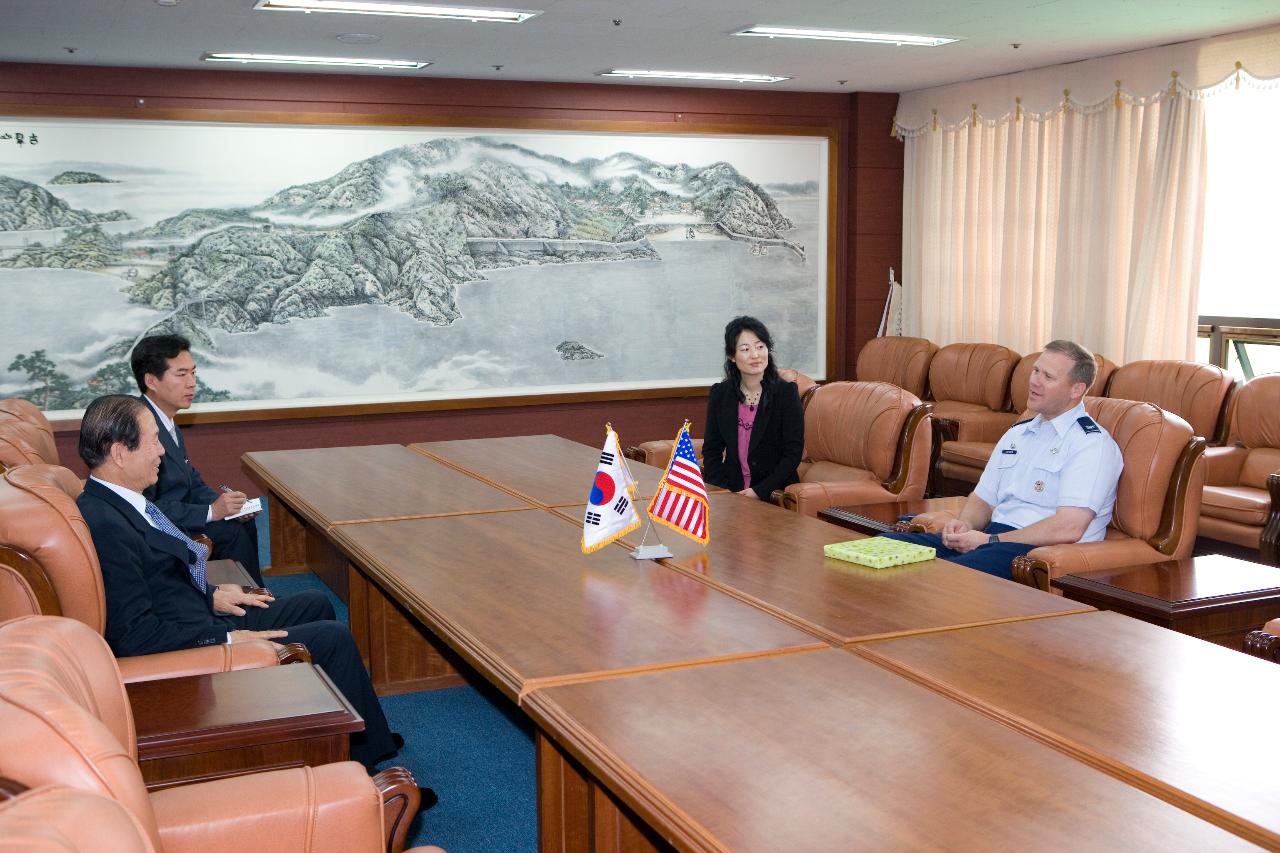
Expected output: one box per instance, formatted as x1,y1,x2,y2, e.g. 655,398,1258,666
2,0,1279,94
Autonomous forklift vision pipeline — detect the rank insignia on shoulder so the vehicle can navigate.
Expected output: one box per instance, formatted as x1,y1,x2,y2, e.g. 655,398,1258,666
1077,416,1100,434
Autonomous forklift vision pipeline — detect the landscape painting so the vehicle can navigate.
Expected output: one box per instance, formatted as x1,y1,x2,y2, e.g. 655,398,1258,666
0,116,830,417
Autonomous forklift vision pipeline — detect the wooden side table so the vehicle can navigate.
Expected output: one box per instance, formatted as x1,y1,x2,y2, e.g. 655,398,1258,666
128,662,363,790
818,496,967,536
1051,554,1280,648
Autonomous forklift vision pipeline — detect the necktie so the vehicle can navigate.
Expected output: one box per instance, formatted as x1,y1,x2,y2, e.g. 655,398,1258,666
143,501,208,593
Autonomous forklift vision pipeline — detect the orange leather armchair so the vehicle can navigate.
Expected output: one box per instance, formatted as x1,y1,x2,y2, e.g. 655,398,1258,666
926,343,1020,495
936,351,1118,487
0,420,59,470
0,398,53,433
854,336,937,398
1105,360,1234,443
0,615,435,853
774,381,932,517
1198,374,1280,563
0,464,285,682
1008,398,1206,589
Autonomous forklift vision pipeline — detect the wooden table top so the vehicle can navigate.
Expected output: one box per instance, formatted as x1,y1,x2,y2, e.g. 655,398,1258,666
127,664,362,760
651,493,1092,645
524,649,1258,852
329,508,825,700
243,443,532,528
411,434,680,507
855,610,1280,849
1053,554,1280,611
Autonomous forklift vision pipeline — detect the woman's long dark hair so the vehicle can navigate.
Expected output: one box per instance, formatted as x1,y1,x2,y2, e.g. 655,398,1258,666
722,315,781,402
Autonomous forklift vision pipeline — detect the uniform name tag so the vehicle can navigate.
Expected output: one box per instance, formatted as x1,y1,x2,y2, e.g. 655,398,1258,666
1001,449,1018,455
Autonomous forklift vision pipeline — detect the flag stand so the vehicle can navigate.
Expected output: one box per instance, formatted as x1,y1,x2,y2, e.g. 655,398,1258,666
631,517,674,560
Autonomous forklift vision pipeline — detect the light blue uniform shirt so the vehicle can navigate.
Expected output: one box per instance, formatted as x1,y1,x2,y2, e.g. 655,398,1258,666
974,401,1123,543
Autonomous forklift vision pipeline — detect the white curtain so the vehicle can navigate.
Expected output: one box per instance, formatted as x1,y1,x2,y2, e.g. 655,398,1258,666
901,89,1206,360
893,23,1280,360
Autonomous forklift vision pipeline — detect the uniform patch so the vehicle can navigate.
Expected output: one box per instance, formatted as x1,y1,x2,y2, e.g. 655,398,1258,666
1077,416,1100,435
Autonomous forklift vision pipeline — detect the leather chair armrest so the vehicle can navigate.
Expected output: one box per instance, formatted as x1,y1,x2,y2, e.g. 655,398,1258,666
1011,538,1167,591
116,641,282,684
771,489,792,510
781,482,897,518
902,510,956,533
152,762,417,853
1202,444,1248,486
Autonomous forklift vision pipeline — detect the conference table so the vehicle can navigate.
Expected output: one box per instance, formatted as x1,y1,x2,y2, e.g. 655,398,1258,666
244,434,1277,851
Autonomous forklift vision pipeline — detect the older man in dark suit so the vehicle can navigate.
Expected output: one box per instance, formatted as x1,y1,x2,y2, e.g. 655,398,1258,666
75,395,400,770
130,334,263,584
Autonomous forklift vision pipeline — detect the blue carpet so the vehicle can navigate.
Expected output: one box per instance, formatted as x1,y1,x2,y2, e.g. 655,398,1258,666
261,565,536,852
379,685,537,853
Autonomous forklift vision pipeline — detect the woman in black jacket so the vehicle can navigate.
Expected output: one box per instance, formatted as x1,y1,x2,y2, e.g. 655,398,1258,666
701,316,804,500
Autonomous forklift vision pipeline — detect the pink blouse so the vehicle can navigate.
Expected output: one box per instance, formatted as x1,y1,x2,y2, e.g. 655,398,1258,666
737,401,756,490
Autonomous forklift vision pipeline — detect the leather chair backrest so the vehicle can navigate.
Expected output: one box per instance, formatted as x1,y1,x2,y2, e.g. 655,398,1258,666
927,343,1019,410
801,381,918,482
0,466,103,633
0,616,156,850
0,421,59,469
855,336,937,398
0,786,156,853
1092,355,1118,396
1084,397,1193,541
1227,374,1280,490
1105,360,1233,439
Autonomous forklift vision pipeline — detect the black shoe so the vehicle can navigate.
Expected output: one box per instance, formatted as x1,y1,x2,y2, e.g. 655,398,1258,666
419,786,439,812
392,732,405,751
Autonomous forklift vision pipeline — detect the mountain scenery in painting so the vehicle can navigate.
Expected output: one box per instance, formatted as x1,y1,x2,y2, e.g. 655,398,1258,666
0,125,825,412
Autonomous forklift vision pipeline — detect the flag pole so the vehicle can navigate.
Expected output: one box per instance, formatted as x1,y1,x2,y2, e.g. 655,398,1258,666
632,515,673,560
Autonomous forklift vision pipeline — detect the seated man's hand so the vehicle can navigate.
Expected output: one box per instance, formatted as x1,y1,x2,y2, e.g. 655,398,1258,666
736,488,760,499
211,490,247,521
213,586,275,616
941,528,988,553
229,629,288,643
941,517,972,536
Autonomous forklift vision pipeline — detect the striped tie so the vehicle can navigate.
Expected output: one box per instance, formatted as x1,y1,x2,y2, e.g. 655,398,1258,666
143,501,208,593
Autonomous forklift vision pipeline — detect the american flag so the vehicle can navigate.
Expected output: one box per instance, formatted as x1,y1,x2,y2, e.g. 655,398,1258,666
646,422,709,544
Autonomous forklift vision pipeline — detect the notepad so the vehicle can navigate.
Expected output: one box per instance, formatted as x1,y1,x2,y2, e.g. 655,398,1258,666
823,537,935,569
225,497,263,521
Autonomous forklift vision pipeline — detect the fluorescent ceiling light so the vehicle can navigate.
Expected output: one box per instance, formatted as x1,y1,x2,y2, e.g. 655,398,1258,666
202,52,429,69
253,0,540,23
600,69,790,84
735,26,958,47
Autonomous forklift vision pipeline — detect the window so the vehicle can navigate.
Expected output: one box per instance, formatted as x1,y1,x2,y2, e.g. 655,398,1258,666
1197,82,1280,379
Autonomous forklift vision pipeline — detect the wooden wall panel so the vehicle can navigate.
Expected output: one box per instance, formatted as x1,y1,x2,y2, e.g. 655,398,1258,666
7,62,900,494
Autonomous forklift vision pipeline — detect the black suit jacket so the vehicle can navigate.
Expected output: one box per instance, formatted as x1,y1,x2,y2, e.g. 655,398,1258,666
701,377,804,500
77,478,230,656
141,395,218,532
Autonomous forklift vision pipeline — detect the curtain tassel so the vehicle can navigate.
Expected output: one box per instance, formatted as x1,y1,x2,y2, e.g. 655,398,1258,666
1062,88,1070,113
1015,97,1022,122
1235,61,1243,90
1168,70,1179,97
1114,80,1122,109
931,108,938,132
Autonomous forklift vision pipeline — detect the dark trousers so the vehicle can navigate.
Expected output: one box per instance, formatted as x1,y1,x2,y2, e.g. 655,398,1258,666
882,522,1034,582
208,517,262,585
236,590,396,768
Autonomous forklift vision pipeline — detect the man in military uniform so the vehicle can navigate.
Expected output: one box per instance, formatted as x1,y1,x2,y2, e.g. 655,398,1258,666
885,339,1123,580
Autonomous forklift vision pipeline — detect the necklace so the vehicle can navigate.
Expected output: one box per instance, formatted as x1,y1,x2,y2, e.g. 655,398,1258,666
741,387,762,409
